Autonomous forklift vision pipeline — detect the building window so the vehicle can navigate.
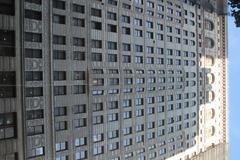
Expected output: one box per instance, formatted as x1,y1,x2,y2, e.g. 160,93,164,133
107,11,117,20
73,71,85,80
25,87,43,97
122,27,131,35
25,49,42,58
73,37,85,46
54,107,67,116
91,21,102,30
55,121,67,131
74,118,87,128
75,137,87,146
72,104,86,114
0,112,16,140
91,40,102,48
25,9,42,20
53,14,65,24
107,41,117,50
53,50,66,60
25,71,43,81
26,109,44,120
53,0,65,10
27,125,44,136
0,0,15,15
25,32,42,42
107,24,117,32
72,17,85,27
93,115,104,125
56,141,68,152
53,35,66,45
93,146,104,155
73,51,85,61
108,54,117,62
91,8,102,17
92,52,102,62
72,85,86,94
72,4,85,13
54,71,66,81
54,86,66,96
75,151,87,160
31,147,44,157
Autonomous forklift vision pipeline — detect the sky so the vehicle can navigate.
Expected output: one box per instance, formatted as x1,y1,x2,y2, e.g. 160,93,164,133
228,16,240,160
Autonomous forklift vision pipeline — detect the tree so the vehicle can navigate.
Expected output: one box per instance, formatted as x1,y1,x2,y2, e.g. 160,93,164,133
229,0,240,27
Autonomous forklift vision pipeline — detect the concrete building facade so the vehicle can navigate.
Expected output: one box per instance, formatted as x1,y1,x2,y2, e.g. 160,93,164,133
0,0,228,160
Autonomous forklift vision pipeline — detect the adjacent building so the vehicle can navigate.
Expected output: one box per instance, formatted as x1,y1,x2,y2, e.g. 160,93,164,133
0,0,228,160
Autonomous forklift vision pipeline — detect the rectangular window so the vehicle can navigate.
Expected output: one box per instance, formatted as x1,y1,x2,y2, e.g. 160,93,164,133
91,40,102,48
0,0,15,15
53,14,65,24
72,17,85,27
73,71,85,80
107,24,117,32
53,50,66,60
91,8,102,17
91,21,102,30
108,54,117,62
107,12,117,20
72,104,86,114
54,86,66,96
0,112,16,140
72,85,86,94
72,4,85,13
25,71,43,81
26,109,44,120
107,41,117,50
55,121,67,131
73,51,85,61
53,0,65,10
73,37,85,46
53,71,66,81
25,87,43,97
25,32,42,42
91,52,102,61
54,107,67,116
53,35,66,45
25,49,42,58
25,9,42,20
27,125,44,136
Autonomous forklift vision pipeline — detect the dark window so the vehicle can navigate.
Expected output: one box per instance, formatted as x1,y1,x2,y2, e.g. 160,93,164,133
53,0,65,10
73,71,85,80
108,54,117,62
72,17,85,27
25,87,43,97
53,50,66,60
72,85,86,94
25,71,43,81
0,0,15,15
91,40,102,48
91,21,102,30
0,112,17,140
25,49,42,58
25,0,42,4
72,104,86,114
25,9,42,20
54,107,67,116
0,71,16,98
107,12,117,20
107,24,117,32
53,35,66,45
53,71,66,81
107,41,117,50
0,30,15,57
54,86,66,96
91,8,102,17
26,109,44,120
91,52,102,62
72,4,85,13
73,51,85,60
53,14,65,24
25,32,42,42
73,37,85,46
27,125,44,136
55,121,67,131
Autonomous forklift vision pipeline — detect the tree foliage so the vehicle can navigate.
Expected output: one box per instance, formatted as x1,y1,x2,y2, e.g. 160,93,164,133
229,0,240,27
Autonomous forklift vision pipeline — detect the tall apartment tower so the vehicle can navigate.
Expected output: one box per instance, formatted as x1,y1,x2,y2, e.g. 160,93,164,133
0,0,228,160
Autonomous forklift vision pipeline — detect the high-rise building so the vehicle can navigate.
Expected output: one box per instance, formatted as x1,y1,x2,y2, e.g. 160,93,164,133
0,0,228,160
